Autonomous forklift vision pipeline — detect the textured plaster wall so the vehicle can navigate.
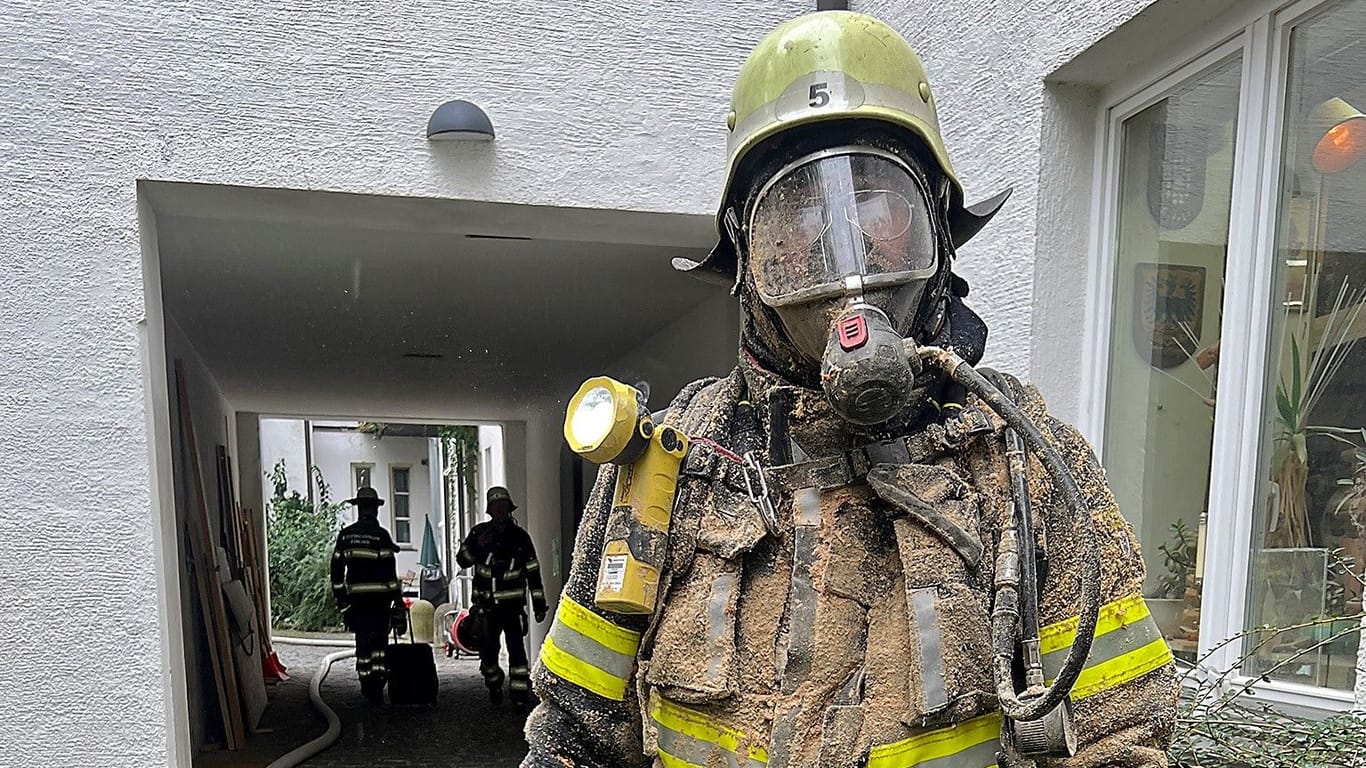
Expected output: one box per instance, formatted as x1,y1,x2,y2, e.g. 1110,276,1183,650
0,0,1164,762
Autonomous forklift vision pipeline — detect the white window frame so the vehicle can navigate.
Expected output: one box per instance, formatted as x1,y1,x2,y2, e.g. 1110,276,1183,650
1084,0,1357,712
391,464,412,545
351,462,374,495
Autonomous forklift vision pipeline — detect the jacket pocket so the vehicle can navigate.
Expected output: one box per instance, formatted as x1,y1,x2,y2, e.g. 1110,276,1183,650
899,578,995,725
645,553,743,703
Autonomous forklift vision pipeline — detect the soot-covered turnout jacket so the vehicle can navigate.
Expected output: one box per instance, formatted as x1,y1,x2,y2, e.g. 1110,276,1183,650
525,364,1178,768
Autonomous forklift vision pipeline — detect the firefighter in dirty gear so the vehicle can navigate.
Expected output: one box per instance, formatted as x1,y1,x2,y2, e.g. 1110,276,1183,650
331,486,404,704
458,486,549,706
526,11,1178,768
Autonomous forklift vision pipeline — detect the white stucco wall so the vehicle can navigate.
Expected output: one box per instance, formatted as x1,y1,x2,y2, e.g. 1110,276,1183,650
0,0,1191,761
310,428,433,577
258,418,310,509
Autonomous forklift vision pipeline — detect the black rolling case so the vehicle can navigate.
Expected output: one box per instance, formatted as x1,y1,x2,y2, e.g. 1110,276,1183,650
388,618,438,706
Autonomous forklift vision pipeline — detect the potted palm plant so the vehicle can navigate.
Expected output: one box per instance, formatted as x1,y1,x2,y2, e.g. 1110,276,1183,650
1269,278,1364,549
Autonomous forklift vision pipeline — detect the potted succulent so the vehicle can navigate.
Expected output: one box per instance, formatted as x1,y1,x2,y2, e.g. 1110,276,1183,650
1149,519,1197,639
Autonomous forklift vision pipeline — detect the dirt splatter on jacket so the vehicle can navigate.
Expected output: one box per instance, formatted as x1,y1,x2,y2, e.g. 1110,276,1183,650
525,366,1178,768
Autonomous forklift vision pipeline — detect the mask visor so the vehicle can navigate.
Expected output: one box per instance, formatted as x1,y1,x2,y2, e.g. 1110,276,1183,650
748,150,938,306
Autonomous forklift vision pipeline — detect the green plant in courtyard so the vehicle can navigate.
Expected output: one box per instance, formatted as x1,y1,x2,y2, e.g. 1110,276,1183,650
1169,611,1366,767
266,460,347,631
1158,519,1198,599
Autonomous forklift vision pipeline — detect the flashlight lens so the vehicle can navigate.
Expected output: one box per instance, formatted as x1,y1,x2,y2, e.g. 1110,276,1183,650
570,386,617,448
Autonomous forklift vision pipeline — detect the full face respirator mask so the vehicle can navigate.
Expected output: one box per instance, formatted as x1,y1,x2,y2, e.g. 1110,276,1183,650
742,146,944,426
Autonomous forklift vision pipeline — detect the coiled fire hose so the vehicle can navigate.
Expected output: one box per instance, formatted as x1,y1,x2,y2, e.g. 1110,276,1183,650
266,636,355,768
914,344,1102,725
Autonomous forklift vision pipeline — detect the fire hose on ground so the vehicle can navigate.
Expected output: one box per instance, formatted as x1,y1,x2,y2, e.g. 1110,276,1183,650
266,635,356,768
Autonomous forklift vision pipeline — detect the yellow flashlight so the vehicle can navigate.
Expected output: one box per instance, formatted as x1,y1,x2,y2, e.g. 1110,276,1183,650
565,376,689,615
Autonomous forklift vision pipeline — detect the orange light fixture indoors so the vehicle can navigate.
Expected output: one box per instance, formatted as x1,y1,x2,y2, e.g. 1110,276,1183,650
1311,97,1366,174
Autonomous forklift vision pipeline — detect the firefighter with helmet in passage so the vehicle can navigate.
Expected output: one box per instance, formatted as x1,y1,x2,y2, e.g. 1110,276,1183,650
331,486,406,704
526,11,1178,768
458,486,549,706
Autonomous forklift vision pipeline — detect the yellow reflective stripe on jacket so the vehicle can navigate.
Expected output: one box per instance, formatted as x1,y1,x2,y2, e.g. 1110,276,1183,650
538,594,641,701
347,580,400,594
650,693,768,767
1039,593,1173,700
866,712,1001,768
342,547,393,560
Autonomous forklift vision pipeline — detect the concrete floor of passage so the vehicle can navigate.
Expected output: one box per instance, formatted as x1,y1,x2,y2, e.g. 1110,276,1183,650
196,641,530,768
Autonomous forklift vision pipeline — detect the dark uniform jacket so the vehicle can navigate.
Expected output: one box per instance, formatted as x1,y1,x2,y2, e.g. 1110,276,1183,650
331,517,402,610
458,520,548,615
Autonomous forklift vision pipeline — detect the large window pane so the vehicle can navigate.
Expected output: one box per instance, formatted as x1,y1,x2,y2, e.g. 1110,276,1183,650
1246,0,1366,691
1104,56,1243,660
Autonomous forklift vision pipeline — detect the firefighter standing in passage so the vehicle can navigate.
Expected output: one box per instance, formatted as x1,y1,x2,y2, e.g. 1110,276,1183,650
331,486,405,704
458,486,549,706
525,11,1178,768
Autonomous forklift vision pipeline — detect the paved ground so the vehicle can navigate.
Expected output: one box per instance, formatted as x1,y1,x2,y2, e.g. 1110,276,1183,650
197,639,531,768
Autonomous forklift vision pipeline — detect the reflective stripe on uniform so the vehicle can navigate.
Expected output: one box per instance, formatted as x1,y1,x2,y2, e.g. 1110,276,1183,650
866,594,1173,766
650,692,768,768
494,588,526,601
476,564,495,578
1039,593,1174,700
348,580,400,594
538,594,640,701
503,568,524,580
342,547,393,560
866,712,1000,768
525,559,541,573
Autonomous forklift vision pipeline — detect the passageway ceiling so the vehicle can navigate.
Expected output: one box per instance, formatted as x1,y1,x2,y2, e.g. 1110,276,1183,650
147,182,720,418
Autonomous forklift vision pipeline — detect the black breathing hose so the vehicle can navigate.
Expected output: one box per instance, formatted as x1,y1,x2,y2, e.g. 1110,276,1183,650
984,369,1044,684
914,344,1102,723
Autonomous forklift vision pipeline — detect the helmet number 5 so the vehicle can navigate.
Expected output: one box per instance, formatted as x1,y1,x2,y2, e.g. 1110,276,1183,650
809,83,831,108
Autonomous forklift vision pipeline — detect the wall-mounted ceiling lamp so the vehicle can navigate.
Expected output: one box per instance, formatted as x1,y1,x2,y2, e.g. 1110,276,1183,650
1310,97,1366,174
426,100,495,142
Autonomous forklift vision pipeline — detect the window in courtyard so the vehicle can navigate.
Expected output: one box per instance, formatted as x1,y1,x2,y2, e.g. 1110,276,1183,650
1245,0,1366,692
392,465,412,545
1103,54,1244,660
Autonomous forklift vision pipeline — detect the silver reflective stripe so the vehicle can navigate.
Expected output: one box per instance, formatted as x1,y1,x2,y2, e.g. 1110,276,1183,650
530,589,546,600
331,582,345,590
476,564,495,578
547,614,636,681
867,712,1002,768
509,679,531,691
494,588,526,601
915,738,998,768
1041,610,1164,680
777,486,821,693
911,587,946,712
343,548,393,560
525,560,541,573
503,568,524,580
655,720,766,768
705,571,737,686
348,580,400,594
